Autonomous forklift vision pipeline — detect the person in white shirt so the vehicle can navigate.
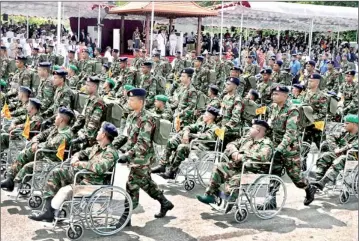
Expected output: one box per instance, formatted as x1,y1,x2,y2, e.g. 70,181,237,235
157,30,167,57
169,30,177,56
104,46,113,63
24,39,32,57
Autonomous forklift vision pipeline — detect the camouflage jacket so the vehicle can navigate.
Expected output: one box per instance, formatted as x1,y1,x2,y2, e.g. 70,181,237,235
8,67,32,96
79,94,105,139
221,93,242,131
192,66,210,93
12,112,43,139
132,57,144,70
0,57,9,78
324,69,340,92
243,63,257,77
39,53,57,65
341,81,358,107
9,100,28,118
268,100,300,155
114,67,135,92
206,96,221,109
327,129,358,154
68,75,81,90
300,89,328,121
341,61,356,73
110,58,121,78
78,59,94,79
216,61,234,88
301,71,315,87
36,76,55,111
343,88,358,115
67,58,79,68
257,80,274,106
183,121,218,140
151,106,173,122
271,71,283,84
29,55,40,68
140,73,157,109
45,84,73,117
282,59,291,69
75,143,119,184
152,61,164,78
171,58,185,76
203,58,216,70
177,84,198,125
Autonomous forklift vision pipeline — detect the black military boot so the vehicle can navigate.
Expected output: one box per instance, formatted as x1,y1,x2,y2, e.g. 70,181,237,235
303,184,317,206
159,170,176,180
154,194,174,218
151,165,166,174
0,174,15,192
312,176,331,191
28,197,55,222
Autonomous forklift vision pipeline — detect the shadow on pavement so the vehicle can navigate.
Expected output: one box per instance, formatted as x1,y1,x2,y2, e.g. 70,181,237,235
1,199,32,215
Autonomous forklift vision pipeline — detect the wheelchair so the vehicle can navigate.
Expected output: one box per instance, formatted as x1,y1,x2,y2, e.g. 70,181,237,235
48,161,132,240
209,152,287,223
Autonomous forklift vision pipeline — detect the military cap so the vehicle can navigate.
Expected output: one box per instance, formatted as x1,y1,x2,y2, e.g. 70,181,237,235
134,48,140,52
276,60,283,66
310,73,321,80
68,50,75,54
206,106,220,117
68,64,78,73
0,46,6,50
0,79,7,87
196,56,205,62
124,84,135,91
127,88,147,97
231,66,243,73
249,89,259,101
58,106,75,120
155,94,169,103
102,122,119,138
345,70,356,76
53,65,61,70
16,56,27,61
87,76,101,84
17,46,23,50
306,60,316,67
252,119,270,130
33,47,39,51
113,49,119,53
119,57,128,62
19,86,32,95
39,62,51,67
53,69,68,76
227,77,240,86
291,53,297,56
142,61,153,67
327,60,335,65
293,84,305,90
182,68,194,75
29,98,42,109
81,48,90,54
209,84,219,95
106,78,116,89
272,85,289,93
344,114,358,124
260,68,272,75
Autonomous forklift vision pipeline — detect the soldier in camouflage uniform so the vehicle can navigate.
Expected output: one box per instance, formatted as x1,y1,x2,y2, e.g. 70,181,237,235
28,122,118,222
72,76,105,146
291,84,305,101
40,45,57,65
66,50,78,68
271,60,285,84
241,89,259,126
300,73,329,148
324,60,340,93
202,52,215,70
1,107,74,192
67,64,81,90
28,47,41,68
341,70,358,115
269,86,317,206
206,85,221,109
152,53,165,79
150,95,173,122
0,80,6,107
153,107,220,178
138,61,157,109
192,56,210,94
196,120,273,209
118,84,134,120
221,66,245,98
340,54,356,74
6,56,31,99
310,115,358,200
131,49,143,70
114,88,174,221
36,62,55,111
42,70,73,119
301,60,316,87
257,68,275,106
0,46,9,80
94,47,104,63
216,54,235,92
281,53,291,69
0,98,43,149
101,78,116,98
110,49,121,78
77,49,94,83
113,57,135,94
7,86,31,118
170,51,185,79
243,55,258,94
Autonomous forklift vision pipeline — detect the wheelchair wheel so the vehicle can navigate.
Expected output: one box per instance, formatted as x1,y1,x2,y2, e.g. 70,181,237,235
196,152,217,188
339,190,350,204
300,142,311,171
183,179,195,191
28,195,43,209
18,183,31,196
85,186,133,236
66,224,84,240
250,175,287,220
234,208,248,223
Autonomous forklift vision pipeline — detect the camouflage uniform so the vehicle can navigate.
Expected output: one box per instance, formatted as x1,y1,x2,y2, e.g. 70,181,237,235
340,60,356,73
206,96,221,109
114,68,135,94
301,71,314,87
42,143,118,199
206,135,273,197
152,61,165,78
10,126,73,182
78,59,94,81
341,81,358,108
36,76,55,111
160,121,218,172
269,100,308,188
171,58,185,77
241,97,259,127
29,55,40,68
68,75,81,90
151,106,173,122
42,85,73,118
315,129,358,181
132,57,144,70
192,67,210,94
343,88,358,115
39,53,57,65
169,83,182,110
0,56,9,79
115,109,163,209
7,67,32,97
243,63,258,93
257,80,274,106
221,93,243,143
282,59,290,69
324,69,340,93
203,57,216,70
300,89,328,147
9,100,29,118
139,73,157,109
110,58,121,78
176,84,198,127
216,61,234,91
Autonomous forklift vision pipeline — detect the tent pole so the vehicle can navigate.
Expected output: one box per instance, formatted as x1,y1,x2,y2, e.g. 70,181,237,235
308,18,314,60
77,4,80,42
356,30,358,43
57,1,62,55
219,0,224,58
238,11,243,66
150,1,154,57
97,5,101,48
26,14,29,39
336,30,340,49
277,27,280,49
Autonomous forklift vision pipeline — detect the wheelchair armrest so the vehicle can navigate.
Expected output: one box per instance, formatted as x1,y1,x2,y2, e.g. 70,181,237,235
73,170,113,186
189,139,217,150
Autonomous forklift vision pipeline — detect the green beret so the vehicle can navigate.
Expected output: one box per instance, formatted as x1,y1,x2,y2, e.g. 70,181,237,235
106,78,116,89
155,94,169,103
0,79,6,88
291,99,302,105
69,64,78,73
53,65,60,70
124,84,135,91
344,114,358,124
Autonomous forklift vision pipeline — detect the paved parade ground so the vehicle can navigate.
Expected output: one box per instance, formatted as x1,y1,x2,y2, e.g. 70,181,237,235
1,164,358,241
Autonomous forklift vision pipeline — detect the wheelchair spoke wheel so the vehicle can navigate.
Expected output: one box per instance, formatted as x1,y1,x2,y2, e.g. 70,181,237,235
339,190,350,204
28,195,43,209
183,180,195,191
250,175,287,220
66,224,84,240
196,152,217,187
234,208,248,223
18,183,31,196
85,186,133,236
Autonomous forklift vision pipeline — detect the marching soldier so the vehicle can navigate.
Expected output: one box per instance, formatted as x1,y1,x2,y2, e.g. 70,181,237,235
151,94,173,122
114,88,174,223
341,70,357,115
324,60,340,93
28,121,117,222
6,56,31,99
257,68,275,106
192,56,210,94
36,62,55,111
269,85,317,206
1,107,74,192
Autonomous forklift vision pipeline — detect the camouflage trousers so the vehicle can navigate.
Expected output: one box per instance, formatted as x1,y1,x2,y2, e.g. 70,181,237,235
8,147,36,177
205,162,242,198
315,152,336,181
323,154,356,182
160,134,190,172
43,167,75,199
126,166,162,210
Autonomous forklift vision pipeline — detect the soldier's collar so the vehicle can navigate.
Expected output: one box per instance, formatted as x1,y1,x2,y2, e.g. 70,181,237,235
58,125,70,133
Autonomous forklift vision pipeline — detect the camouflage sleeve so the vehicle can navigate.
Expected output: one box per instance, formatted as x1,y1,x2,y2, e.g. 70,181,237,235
162,107,173,122
277,109,299,153
21,72,32,88
250,65,257,76
244,140,273,162
315,94,328,121
40,83,55,110
326,131,342,150
344,88,358,113
11,107,27,117
180,89,198,118
78,146,92,160
44,132,72,151
226,98,243,128
183,123,198,134
12,115,26,125
85,101,105,138
0,60,8,77
86,151,117,175
125,71,135,86
238,82,245,97
198,126,217,140
33,127,53,142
